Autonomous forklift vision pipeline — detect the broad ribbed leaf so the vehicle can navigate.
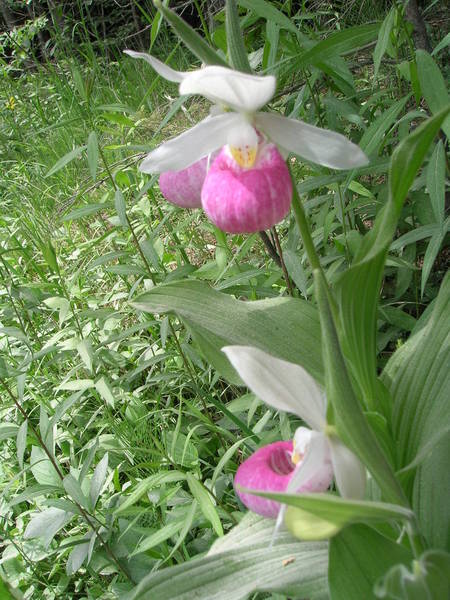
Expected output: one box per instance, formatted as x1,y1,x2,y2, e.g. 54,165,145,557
384,272,450,467
314,272,405,505
132,280,323,384
375,550,450,600
383,273,450,548
335,250,387,413
336,109,450,416
413,435,450,550
329,524,412,600
127,512,328,600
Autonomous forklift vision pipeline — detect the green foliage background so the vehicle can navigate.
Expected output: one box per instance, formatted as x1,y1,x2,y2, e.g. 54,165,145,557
0,1,448,598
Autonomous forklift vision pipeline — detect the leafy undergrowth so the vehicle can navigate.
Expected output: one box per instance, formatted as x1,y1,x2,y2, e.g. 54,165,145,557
0,1,448,598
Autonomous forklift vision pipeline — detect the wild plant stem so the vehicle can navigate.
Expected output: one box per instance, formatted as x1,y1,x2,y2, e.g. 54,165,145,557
289,167,322,273
271,226,294,296
336,185,351,265
259,231,282,267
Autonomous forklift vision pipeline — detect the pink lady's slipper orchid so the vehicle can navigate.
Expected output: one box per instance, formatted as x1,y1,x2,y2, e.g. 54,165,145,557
124,51,368,231
222,345,366,520
158,156,209,208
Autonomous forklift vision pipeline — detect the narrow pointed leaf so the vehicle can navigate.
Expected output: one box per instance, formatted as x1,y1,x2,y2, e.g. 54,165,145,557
155,1,228,67
426,140,445,223
186,473,223,537
225,0,251,73
45,145,87,178
87,131,98,181
238,0,298,34
373,7,396,80
296,23,380,68
89,453,108,508
420,218,448,296
358,106,450,259
416,50,450,138
16,420,27,470
114,189,128,228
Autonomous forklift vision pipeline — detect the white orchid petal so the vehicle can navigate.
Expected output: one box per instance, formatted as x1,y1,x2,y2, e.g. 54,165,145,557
286,431,331,493
123,50,186,83
180,67,276,113
272,431,331,542
293,426,313,458
140,113,238,173
255,112,369,170
222,346,326,430
329,437,366,499
227,118,258,149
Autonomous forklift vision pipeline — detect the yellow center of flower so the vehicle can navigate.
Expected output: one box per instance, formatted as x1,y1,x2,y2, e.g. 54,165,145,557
229,144,257,168
291,446,304,465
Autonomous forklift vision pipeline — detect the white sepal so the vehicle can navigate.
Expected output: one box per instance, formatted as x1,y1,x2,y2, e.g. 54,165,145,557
255,112,369,170
272,431,330,540
180,67,276,113
140,113,238,173
123,50,186,83
226,117,258,149
328,437,366,499
222,345,326,431
286,431,330,493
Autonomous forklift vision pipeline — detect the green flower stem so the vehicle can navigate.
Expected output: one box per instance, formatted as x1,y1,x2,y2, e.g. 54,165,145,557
314,269,408,506
289,166,322,274
290,166,340,323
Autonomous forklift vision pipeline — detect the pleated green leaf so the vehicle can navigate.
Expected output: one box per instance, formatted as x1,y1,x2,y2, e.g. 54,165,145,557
315,271,405,505
384,272,450,467
132,279,323,385
127,513,328,600
335,108,450,417
329,524,412,600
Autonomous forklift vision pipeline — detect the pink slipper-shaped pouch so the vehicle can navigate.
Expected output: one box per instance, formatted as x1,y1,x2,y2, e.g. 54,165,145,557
201,143,292,233
234,440,333,518
159,156,211,208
